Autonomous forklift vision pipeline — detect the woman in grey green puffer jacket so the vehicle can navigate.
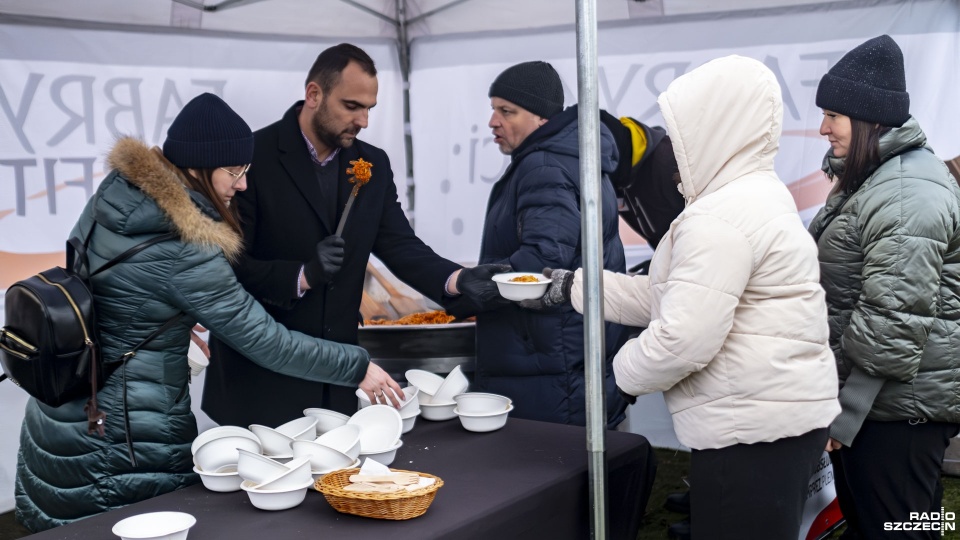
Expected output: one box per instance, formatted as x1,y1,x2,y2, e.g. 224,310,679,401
809,35,960,538
14,94,396,532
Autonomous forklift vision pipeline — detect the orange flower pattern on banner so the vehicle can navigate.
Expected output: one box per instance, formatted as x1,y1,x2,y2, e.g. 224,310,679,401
347,158,373,197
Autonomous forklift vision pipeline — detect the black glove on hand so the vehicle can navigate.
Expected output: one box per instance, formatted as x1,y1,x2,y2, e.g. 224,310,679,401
519,268,575,310
303,235,345,287
617,385,638,406
456,263,512,310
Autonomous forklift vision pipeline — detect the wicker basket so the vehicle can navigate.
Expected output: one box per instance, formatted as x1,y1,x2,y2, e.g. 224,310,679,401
314,468,444,520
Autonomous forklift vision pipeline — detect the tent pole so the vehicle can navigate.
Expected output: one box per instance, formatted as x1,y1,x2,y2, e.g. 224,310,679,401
575,0,607,538
396,0,416,216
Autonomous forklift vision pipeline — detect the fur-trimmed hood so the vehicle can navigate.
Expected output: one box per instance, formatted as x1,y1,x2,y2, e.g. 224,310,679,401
102,137,242,260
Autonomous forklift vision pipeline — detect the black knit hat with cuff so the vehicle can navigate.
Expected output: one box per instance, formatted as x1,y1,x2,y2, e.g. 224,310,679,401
489,61,564,119
815,35,910,127
163,93,254,169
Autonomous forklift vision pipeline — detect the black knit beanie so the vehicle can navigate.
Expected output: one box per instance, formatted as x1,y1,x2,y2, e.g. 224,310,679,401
816,35,910,127
163,93,254,168
489,61,564,119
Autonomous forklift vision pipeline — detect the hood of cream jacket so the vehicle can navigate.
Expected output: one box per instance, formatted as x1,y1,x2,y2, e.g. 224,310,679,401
573,56,840,449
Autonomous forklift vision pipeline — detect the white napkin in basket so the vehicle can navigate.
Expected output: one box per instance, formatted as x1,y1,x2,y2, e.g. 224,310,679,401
358,458,436,491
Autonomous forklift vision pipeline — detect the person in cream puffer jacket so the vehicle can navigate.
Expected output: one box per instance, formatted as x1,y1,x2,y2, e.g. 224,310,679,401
567,55,840,539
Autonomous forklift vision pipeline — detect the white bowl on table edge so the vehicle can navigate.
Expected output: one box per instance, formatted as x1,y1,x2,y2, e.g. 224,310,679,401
404,369,444,396
358,439,403,466
193,465,243,492
249,424,296,457
112,511,196,540
191,426,258,455
453,392,513,415
347,404,403,453
291,439,356,472
355,386,420,414
400,409,420,434
236,448,290,485
256,456,313,491
274,416,318,440
314,424,361,460
302,408,350,434
419,401,457,421
240,479,314,511
491,272,551,301
455,404,515,433
433,365,470,404
311,457,361,480
192,435,261,473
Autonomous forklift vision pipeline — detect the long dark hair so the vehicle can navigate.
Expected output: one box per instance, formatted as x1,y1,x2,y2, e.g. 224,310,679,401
833,119,889,195
178,167,242,236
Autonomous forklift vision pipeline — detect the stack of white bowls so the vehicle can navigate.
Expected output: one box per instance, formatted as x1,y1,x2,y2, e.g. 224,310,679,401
454,392,514,432
346,405,403,466
238,455,315,511
248,416,318,461
191,426,261,492
291,424,362,479
355,385,421,433
405,365,469,421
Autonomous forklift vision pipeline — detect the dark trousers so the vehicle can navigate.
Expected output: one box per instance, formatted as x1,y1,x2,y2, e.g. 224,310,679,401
831,419,959,540
689,428,828,540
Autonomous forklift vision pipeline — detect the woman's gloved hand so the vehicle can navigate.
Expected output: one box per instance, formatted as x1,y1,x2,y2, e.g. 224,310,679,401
519,268,574,310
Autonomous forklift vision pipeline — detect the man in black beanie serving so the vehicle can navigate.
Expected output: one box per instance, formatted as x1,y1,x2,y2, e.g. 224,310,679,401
463,60,629,427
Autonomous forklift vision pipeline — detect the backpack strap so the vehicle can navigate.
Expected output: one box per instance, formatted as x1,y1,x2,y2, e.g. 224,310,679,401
116,312,185,466
90,231,179,278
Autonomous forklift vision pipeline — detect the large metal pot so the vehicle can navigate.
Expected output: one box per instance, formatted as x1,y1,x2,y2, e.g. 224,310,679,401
357,322,476,382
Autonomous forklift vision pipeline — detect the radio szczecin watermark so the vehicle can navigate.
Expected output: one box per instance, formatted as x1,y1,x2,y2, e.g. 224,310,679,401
884,510,955,535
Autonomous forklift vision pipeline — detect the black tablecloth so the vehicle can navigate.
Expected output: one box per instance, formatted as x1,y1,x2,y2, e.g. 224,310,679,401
24,418,655,540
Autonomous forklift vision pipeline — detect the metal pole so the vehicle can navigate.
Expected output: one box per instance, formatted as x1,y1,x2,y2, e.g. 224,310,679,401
575,0,607,538
396,0,416,216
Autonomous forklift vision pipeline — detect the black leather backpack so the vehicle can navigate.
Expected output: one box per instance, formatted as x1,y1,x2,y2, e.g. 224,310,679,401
0,220,178,437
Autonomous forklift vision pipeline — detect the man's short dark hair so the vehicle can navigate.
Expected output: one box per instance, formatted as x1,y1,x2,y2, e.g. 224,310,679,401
306,43,377,94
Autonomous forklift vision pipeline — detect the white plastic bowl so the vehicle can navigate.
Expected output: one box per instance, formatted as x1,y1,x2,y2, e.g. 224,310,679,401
433,365,470,404
491,272,551,301
355,386,419,415
404,369,444,396
347,405,403,452
314,424,361,460
453,392,513,415
419,401,457,421
191,426,258,455
400,408,420,434
455,404,515,433
257,456,313,490
358,439,403,466
236,449,289,485
241,479,313,511
274,416,318,441
193,465,243,493
112,511,196,540
249,424,295,457
192,435,261,473
311,457,361,480
291,439,356,472
302,408,350,434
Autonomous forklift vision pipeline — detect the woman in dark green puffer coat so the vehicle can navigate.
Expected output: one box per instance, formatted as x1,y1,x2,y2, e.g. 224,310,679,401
809,35,960,539
14,93,401,532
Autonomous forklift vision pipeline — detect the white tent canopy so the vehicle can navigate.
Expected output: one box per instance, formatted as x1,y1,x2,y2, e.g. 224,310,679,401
1,0,958,520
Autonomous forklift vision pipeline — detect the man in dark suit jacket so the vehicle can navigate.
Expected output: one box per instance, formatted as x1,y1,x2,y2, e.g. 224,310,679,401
202,44,503,428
